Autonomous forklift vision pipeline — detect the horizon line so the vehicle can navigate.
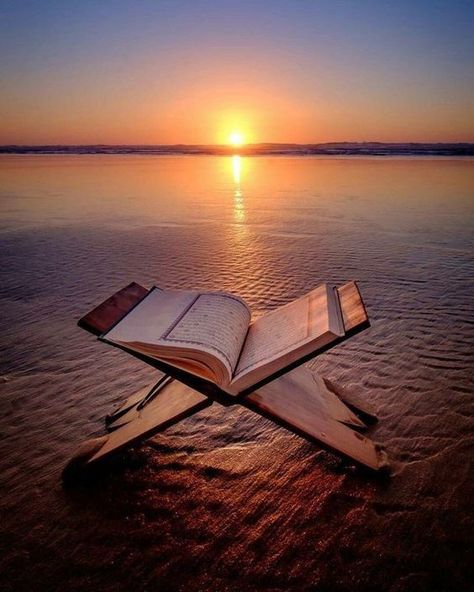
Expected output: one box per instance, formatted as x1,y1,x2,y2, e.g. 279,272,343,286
1,141,473,157
1,141,474,148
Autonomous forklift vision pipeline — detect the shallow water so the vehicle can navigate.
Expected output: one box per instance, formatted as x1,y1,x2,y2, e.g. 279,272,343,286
0,155,473,591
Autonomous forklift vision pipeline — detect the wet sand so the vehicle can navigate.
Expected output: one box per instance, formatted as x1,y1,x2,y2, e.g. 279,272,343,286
0,155,473,591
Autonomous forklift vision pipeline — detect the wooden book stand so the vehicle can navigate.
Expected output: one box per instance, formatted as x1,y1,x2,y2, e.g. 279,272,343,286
63,282,388,481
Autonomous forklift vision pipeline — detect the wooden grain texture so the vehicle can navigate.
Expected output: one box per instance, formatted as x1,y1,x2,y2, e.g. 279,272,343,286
323,377,378,424
105,383,158,427
86,379,210,464
105,375,171,430
337,281,369,333
64,366,383,475
244,367,386,471
310,372,366,429
78,282,148,336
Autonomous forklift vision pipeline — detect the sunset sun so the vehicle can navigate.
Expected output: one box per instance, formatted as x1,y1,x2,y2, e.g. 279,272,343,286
229,131,244,147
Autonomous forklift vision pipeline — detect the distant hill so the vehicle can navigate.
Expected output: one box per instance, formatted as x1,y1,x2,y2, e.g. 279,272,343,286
1,142,473,156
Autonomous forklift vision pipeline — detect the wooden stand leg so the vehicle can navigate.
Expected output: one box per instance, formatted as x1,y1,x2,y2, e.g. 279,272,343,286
242,366,388,472
62,379,211,482
63,366,387,482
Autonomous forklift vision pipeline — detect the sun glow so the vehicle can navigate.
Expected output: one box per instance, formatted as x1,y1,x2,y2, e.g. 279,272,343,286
229,131,245,147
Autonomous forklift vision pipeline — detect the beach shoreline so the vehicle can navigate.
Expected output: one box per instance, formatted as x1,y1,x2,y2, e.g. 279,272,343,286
0,154,472,591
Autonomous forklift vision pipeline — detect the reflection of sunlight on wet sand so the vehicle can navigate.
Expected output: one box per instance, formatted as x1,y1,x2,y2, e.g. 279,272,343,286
232,154,241,185
225,154,267,293
234,191,245,225
232,155,246,225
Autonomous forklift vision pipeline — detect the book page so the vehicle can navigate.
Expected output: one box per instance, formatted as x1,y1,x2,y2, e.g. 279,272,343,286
232,284,342,387
160,292,251,375
234,292,312,376
104,288,251,382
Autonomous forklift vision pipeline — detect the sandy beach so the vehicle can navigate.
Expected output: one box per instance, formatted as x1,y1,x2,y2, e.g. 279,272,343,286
0,154,473,591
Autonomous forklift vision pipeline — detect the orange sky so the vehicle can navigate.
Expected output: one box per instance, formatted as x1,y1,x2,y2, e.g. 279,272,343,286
1,2,473,145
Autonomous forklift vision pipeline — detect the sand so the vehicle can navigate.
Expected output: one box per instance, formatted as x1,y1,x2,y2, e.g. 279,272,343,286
0,155,473,591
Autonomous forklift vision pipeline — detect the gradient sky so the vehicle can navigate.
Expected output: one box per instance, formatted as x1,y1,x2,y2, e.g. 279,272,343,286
1,0,473,144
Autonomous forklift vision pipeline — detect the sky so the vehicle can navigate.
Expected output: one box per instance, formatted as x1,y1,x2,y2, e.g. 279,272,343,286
0,0,473,145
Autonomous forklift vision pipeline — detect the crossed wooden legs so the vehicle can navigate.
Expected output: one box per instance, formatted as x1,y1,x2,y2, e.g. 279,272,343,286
63,365,388,482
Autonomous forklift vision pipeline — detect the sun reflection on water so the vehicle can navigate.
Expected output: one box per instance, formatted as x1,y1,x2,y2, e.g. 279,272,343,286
232,155,245,224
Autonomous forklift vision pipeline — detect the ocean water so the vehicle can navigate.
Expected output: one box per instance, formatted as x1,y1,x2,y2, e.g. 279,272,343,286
0,155,473,591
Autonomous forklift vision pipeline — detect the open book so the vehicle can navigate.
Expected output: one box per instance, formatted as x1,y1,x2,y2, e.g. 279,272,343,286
102,284,346,395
